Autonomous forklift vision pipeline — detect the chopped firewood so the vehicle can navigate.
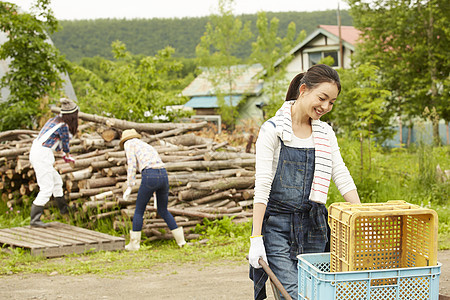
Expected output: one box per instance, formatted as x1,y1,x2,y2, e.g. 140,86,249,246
1,111,256,242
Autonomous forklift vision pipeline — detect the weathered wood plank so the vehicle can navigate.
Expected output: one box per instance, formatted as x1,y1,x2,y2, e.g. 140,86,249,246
31,244,87,257
24,226,100,244
0,231,45,248
11,227,84,246
0,222,124,258
52,222,124,241
0,228,61,247
40,226,103,244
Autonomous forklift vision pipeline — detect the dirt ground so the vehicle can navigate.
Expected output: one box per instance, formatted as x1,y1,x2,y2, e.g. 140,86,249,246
0,251,448,300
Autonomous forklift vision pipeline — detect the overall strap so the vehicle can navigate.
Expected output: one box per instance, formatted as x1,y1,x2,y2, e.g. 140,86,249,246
37,122,63,144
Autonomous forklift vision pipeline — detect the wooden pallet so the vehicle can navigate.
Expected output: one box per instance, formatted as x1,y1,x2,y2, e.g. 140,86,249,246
0,222,125,257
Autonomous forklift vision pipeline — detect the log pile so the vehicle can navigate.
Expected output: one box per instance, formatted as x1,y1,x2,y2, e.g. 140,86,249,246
0,110,256,241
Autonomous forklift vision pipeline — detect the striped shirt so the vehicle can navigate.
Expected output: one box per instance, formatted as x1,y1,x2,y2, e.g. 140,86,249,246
38,116,71,153
124,138,165,187
254,100,356,205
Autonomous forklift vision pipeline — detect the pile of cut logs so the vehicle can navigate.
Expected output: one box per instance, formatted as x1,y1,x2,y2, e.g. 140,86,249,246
0,108,256,241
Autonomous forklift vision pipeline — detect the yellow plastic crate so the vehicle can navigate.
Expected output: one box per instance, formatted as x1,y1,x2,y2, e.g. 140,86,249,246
328,200,438,272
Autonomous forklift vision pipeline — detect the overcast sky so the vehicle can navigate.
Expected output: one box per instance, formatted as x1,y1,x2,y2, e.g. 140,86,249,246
7,0,349,20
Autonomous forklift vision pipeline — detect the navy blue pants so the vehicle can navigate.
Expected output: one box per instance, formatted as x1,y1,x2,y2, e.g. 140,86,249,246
132,168,177,231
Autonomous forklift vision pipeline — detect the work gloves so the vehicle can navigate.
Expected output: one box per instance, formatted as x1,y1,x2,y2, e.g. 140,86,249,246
63,154,75,163
123,186,132,201
248,235,268,269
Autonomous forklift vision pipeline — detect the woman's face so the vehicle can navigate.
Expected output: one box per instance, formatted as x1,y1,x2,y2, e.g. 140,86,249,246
299,82,338,120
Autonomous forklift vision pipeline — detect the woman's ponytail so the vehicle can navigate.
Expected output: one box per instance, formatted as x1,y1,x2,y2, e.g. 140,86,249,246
285,72,305,101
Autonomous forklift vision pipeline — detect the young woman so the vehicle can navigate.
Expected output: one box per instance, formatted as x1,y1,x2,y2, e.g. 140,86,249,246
248,64,361,299
29,98,78,227
120,129,186,250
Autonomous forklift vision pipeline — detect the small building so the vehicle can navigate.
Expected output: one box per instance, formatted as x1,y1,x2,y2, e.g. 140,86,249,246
283,25,361,76
181,64,264,127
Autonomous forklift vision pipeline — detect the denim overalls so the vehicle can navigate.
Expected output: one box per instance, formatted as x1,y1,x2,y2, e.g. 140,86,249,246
262,139,329,299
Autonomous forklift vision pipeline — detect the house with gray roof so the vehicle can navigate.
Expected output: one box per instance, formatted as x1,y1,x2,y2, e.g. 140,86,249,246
181,64,265,126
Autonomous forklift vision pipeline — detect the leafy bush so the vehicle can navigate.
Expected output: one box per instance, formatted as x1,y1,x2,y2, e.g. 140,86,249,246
71,42,192,122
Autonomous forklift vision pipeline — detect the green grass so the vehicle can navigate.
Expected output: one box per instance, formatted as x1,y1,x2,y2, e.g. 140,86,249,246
0,240,247,276
0,216,252,275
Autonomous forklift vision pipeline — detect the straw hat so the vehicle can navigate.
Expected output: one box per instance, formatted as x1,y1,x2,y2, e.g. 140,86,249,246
60,98,79,114
119,129,142,149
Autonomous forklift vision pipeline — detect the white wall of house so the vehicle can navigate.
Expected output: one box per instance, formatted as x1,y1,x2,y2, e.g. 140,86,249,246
343,47,354,69
286,55,304,74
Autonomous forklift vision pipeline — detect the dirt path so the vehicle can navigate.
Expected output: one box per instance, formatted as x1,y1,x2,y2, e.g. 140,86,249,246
439,250,450,298
0,261,259,300
1,251,448,300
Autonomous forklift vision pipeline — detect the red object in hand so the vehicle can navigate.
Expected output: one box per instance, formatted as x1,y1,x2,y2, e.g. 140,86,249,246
63,154,75,163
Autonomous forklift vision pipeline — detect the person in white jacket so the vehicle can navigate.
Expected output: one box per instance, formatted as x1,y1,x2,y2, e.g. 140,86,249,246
29,98,78,227
248,64,361,299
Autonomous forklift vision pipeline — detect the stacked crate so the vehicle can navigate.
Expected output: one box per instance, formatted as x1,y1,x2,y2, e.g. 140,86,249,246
297,200,441,300
328,200,438,272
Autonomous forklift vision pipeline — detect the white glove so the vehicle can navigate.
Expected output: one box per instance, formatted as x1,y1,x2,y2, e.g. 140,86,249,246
248,236,268,269
123,186,132,201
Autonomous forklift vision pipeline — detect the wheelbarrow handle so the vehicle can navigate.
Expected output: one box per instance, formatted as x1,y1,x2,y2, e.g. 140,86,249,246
258,258,292,300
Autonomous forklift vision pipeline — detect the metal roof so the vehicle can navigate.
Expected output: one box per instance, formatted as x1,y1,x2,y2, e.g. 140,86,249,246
184,95,242,109
181,64,264,97
318,25,361,46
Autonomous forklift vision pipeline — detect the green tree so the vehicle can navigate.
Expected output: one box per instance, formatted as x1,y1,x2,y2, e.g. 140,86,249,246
195,0,252,128
0,0,69,130
250,11,306,119
327,64,392,180
348,0,449,145
331,64,394,142
72,41,189,122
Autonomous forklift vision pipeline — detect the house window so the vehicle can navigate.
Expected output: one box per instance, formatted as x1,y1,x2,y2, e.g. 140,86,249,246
309,52,322,66
309,51,339,67
324,51,339,66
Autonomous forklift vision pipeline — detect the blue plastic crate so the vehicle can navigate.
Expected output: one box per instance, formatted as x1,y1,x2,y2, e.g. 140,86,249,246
298,253,441,300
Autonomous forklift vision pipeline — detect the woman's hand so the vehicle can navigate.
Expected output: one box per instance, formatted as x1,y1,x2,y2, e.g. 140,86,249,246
123,186,132,201
248,236,268,268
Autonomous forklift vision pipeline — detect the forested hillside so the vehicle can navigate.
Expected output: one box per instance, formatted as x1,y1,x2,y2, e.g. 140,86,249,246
51,10,352,62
